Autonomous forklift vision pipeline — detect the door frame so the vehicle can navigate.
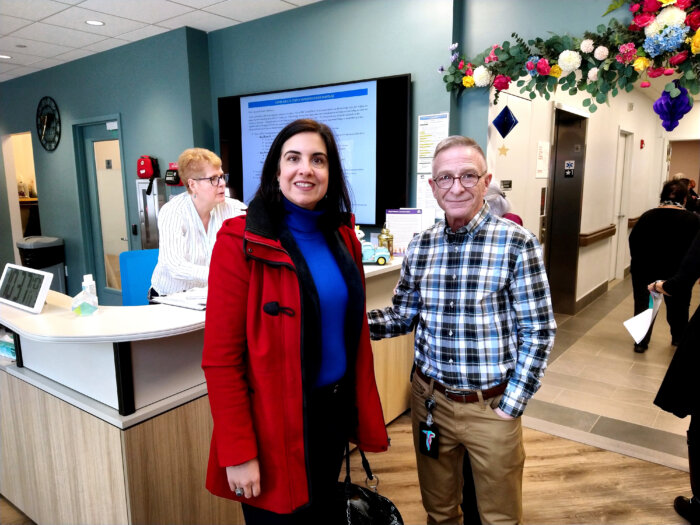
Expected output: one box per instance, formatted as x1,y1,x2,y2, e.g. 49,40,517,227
610,128,633,280
72,114,129,303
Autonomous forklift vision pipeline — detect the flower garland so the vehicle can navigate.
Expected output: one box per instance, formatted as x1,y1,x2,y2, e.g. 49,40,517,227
440,0,700,130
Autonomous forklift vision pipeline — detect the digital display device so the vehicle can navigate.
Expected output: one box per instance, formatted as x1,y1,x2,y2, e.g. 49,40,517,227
0,264,54,314
218,74,411,227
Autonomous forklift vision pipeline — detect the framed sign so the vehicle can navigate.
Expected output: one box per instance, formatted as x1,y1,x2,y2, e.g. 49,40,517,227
0,264,53,314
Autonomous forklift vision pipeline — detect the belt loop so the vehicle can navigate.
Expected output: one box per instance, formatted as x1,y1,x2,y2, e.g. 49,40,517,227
476,389,486,409
427,377,435,397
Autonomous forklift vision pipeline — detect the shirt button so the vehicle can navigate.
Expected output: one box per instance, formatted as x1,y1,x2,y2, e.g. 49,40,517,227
449,330,453,336
450,301,454,307
453,274,457,280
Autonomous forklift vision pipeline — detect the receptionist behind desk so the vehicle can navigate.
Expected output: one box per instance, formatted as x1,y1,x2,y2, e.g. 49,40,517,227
149,148,246,298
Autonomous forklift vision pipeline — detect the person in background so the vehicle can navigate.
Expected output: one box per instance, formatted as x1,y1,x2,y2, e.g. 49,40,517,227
628,179,700,353
650,230,700,523
201,119,388,524
149,148,245,298
679,176,699,213
368,135,556,524
485,178,523,226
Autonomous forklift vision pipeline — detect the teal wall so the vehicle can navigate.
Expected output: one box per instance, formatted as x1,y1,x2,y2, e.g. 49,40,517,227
207,0,453,206
0,27,212,293
453,0,632,148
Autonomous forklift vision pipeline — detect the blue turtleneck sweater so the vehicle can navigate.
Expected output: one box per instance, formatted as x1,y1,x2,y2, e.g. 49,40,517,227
283,198,348,387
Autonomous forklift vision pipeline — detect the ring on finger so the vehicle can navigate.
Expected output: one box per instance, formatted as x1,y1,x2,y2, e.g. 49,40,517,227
235,487,244,497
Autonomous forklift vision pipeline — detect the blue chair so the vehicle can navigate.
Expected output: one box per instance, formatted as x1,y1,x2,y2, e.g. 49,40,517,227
119,249,159,306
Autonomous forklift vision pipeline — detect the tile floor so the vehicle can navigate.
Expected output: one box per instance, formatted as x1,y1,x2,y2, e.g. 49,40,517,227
523,277,698,471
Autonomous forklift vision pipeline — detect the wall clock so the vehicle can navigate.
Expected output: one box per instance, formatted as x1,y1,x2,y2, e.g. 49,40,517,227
36,96,61,151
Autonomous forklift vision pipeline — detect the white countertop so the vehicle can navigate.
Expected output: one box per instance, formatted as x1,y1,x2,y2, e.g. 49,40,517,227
0,290,204,344
363,257,403,278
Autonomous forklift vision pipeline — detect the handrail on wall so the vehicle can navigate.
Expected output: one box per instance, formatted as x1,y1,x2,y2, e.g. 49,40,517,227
579,224,616,247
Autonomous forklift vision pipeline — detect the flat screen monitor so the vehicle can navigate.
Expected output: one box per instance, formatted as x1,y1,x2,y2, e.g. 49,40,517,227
218,74,411,227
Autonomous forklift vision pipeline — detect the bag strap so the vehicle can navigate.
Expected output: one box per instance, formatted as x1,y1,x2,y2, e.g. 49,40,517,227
343,442,375,482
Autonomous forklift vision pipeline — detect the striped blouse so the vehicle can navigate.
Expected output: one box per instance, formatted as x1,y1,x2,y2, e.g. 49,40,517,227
150,192,246,295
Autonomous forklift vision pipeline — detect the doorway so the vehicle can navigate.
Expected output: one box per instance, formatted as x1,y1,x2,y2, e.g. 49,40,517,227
610,130,633,281
545,107,588,315
74,119,128,306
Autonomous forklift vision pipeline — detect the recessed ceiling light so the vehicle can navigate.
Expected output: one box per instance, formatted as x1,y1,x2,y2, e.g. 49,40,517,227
86,20,105,26
0,54,11,59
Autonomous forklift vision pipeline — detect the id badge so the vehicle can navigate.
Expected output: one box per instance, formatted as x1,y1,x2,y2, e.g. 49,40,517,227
419,421,439,459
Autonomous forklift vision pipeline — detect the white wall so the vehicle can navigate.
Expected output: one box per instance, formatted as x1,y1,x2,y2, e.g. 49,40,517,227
486,83,666,301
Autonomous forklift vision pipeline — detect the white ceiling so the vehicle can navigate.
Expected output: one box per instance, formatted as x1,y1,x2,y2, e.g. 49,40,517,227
0,0,322,83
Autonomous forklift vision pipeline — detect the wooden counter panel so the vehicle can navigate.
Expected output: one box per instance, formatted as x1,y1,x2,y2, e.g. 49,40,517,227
372,334,414,424
123,396,242,524
0,370,128,525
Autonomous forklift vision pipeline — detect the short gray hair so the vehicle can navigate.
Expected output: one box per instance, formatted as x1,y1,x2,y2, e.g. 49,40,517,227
432,136,486,175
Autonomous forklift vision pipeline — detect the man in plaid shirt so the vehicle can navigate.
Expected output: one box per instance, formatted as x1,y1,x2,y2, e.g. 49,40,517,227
368,136,556,524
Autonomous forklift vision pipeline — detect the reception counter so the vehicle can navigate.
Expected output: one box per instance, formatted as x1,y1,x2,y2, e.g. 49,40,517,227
0,259,412,524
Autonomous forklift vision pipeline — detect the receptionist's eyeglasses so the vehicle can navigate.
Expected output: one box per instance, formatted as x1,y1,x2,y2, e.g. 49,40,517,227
193,173,229,186
433,171,486,190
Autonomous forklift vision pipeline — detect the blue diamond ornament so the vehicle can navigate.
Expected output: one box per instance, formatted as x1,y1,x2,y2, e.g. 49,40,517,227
492,106,518,139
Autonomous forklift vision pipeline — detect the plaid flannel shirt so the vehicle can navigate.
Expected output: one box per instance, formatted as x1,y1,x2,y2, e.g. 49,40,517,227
367,204,556,417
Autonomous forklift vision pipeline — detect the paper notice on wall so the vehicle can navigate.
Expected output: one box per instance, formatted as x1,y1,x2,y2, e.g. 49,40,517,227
417,113,449,173
416,173,443,224
536,141,550,179
386,209,423,256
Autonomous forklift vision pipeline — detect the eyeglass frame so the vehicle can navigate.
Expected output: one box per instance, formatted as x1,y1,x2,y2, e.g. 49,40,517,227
192,173,229,186
432,171,487,190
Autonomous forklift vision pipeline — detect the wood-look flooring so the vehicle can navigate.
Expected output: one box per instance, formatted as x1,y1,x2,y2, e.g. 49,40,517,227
2,412,691,524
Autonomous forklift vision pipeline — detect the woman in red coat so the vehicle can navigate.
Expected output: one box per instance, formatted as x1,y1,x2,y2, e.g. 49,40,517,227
202,119,389,524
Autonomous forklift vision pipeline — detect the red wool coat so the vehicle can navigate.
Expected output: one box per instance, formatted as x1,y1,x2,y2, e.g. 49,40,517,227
202,204,388,514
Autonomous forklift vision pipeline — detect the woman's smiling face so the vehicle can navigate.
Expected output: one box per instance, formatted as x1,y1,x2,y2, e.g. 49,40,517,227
277,131,329,210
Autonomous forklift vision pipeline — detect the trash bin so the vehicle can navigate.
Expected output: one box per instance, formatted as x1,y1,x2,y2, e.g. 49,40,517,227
16,236,66,294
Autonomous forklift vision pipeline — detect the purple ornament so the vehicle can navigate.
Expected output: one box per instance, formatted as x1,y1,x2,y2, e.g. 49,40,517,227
653,81,693,131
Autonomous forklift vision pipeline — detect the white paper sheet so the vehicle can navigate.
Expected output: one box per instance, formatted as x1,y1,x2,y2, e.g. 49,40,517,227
623,291,663,343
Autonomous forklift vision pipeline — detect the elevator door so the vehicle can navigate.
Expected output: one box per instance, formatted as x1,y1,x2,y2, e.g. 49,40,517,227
545,109,587,314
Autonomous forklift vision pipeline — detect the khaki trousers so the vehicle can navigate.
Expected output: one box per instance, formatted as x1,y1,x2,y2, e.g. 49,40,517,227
411,373,525,525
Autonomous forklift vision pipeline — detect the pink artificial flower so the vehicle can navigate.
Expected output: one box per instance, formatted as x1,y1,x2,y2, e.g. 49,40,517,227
687,11,700,31
616,42,637,64
641,0,661,12
629,3,641,12
640,81,651,87
664,68,675,75
458,59,465,70
633,13,655,27
536,58,551,75
669,50,689,66
647,66,665,78
464,62,473,76
676,0,692,8
484,44,501,64
526,61,536,71
493,74,511,91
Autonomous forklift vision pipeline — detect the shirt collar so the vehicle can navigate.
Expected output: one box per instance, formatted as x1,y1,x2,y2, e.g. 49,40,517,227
443,201,491,239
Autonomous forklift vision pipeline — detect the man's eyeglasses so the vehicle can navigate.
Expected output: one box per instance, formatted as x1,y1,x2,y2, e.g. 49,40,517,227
193,173,229,186
433,171,486,190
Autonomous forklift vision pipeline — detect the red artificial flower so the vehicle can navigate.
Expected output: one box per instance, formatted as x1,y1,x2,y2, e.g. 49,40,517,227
641,81,651,87
647,67,665,78
629,22,642,31
493,74,512,91
629,3,641,12
458,59,465,70
687,11,700,31
675,0,692,9
633,12,655,27
536,58,551,75
641,0,661,12
464,62,473,76
669,50,689,66
526,61,536,71
664,68,675,75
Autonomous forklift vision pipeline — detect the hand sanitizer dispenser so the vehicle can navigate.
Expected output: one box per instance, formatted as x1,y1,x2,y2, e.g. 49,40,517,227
72,274,99,316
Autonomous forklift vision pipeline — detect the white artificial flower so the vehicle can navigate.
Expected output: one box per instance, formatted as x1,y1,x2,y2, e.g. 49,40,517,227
656,6,687,28
558,50,582,73
593,46,609,60
580,39,594,53
588,67,599,82
472,65,493,87
644,19,663,37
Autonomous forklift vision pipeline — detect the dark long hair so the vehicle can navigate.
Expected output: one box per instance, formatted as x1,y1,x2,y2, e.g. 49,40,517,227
253,119,353,227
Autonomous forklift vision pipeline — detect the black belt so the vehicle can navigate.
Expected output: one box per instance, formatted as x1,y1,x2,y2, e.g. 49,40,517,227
415,368,507,404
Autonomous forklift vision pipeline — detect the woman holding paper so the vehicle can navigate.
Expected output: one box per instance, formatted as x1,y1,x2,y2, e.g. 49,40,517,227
650,230,700,523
